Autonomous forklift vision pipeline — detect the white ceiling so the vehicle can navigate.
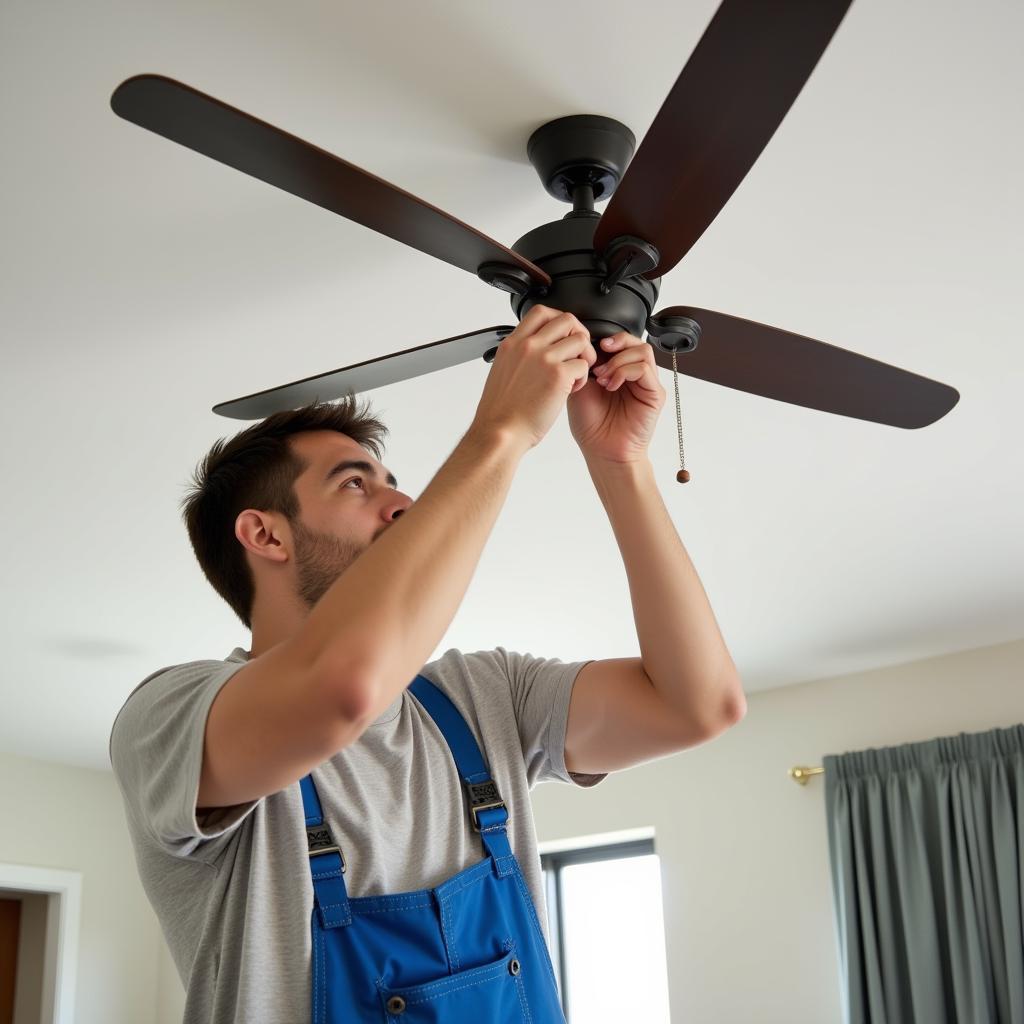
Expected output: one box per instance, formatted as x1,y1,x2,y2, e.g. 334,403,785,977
2,0,1022,772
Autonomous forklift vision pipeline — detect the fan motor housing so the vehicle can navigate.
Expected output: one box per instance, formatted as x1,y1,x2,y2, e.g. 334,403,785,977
509,212,661,342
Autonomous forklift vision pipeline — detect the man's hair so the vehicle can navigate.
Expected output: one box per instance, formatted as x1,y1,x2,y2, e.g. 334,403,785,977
180,396,389,631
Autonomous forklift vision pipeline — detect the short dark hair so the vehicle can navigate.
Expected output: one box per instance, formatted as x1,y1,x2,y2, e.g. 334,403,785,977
180,396,389,630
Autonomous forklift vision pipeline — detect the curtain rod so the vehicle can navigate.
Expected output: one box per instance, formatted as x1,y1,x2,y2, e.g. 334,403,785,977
789,765,824,785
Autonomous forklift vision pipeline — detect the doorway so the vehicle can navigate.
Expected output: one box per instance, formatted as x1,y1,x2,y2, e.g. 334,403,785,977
0,866,80,1024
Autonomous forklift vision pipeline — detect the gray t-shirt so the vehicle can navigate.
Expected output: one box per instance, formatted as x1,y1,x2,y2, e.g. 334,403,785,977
109,645,604,1024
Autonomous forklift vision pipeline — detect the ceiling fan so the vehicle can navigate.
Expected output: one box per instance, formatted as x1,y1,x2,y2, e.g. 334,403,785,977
110,0,958,455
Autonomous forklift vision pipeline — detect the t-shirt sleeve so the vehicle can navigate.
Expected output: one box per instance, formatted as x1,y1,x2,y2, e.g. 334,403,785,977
109,659,260,861
474,646,607,790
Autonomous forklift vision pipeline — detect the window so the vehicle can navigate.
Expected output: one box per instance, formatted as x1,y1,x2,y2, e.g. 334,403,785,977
541,837,672,1023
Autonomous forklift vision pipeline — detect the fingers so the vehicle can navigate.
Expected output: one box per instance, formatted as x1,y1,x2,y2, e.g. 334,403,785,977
534,312,589,349
529,310,595,372
592,333,661,392
508,306,596,397
519,303,582,333
517,305,590,344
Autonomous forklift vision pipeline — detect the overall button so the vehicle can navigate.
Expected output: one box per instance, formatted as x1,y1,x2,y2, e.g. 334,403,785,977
509,958,521,976
387,995,407,1014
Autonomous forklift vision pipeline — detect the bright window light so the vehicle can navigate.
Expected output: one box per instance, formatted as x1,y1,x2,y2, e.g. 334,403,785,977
542,841,671,1023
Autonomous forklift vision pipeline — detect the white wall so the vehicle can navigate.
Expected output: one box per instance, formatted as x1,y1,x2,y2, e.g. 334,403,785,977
155,935,185,1024
0,753,161,1024
531,636,1024,1024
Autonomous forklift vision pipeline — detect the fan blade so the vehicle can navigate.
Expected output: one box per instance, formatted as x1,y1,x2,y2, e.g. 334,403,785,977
594,0,852,278
111,75,550,287
213,326,515,420
651,307,959,428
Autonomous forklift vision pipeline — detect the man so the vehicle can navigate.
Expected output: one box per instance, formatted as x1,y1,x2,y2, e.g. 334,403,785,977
110,304,745,1023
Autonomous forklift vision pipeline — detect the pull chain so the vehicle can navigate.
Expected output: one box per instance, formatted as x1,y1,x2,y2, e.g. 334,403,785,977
672,349,690,483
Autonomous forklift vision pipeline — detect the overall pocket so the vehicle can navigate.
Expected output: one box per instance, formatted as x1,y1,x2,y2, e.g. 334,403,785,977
378,945,528,1023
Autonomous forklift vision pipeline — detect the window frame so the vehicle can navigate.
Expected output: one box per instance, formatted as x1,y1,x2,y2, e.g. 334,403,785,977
540,837,656,1021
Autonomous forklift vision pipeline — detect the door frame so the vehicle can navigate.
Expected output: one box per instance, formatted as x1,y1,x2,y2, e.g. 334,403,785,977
0,864,81,1024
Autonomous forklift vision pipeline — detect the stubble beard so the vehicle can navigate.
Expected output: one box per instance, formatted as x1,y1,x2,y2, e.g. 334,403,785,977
290,517,369,611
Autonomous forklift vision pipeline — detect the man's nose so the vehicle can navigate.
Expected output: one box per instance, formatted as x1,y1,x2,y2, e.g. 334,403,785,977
384,492,413,522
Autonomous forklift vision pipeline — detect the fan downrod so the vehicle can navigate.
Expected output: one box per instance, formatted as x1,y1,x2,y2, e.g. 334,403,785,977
479,114,657,351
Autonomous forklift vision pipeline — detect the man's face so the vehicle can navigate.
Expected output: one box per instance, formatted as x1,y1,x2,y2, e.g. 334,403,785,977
285,430,411,610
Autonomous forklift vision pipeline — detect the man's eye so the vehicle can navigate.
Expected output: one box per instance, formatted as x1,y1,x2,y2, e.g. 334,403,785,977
343,477,363,489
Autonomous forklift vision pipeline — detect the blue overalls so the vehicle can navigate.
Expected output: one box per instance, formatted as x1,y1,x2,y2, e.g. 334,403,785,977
299,673,568,1022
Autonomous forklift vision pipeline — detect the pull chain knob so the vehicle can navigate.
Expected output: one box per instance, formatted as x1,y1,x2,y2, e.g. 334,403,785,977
671,349,689,483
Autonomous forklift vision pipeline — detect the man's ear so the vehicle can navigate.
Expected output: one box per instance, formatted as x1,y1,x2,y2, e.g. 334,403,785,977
235,509,291,565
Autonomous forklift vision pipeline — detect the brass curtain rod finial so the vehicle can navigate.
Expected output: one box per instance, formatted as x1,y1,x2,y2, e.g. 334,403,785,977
789,765,825,786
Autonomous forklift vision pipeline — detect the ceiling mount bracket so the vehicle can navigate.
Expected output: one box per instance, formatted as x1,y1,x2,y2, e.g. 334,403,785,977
527,114,636,205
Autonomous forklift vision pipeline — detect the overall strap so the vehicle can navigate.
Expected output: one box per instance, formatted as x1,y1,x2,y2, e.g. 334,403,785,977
299,672,516,929
299,774,352,929
408,674,515,876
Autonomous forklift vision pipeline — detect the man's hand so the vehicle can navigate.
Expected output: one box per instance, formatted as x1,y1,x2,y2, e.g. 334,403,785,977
567,332,666,464
471,305,596,451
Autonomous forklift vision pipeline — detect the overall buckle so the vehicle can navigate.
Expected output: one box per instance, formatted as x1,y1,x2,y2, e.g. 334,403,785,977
465,779,507,832
306,821,347,872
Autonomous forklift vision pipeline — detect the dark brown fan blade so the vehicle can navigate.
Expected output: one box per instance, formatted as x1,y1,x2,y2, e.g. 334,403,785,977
594,0,853,278
111,75,550,286
213,326,515,420
651,307,959,428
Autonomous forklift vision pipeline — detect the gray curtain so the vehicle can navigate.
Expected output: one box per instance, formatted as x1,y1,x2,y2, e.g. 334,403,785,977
824,724,1024,1024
